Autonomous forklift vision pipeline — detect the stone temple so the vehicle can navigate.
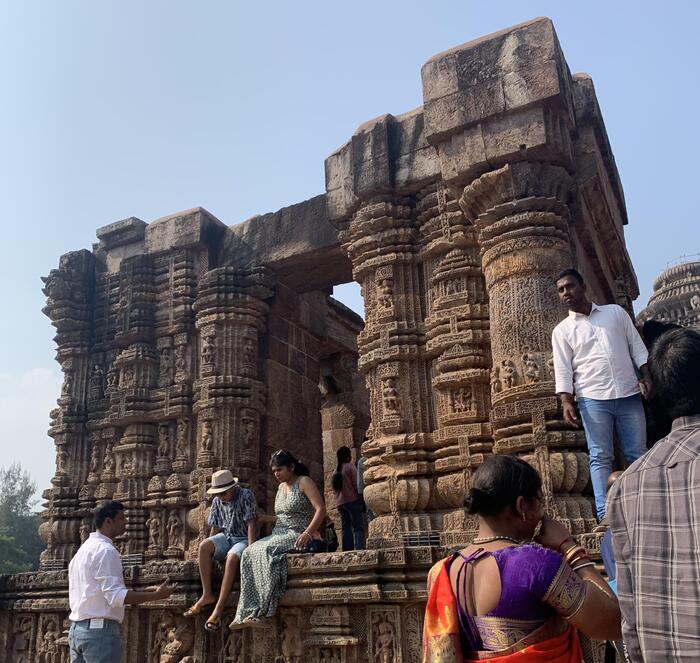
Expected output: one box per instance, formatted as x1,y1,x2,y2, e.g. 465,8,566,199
0,17,642,663
637,259,700,330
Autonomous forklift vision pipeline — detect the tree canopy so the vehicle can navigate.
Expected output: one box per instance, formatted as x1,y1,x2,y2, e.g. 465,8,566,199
0,463,43,574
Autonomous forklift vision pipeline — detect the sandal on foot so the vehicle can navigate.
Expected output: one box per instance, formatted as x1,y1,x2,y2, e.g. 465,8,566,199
183,602,214,617
243,617,268,628
204,616,222,632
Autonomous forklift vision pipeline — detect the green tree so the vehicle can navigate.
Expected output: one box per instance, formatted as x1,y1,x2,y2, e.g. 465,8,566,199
0,463,43,573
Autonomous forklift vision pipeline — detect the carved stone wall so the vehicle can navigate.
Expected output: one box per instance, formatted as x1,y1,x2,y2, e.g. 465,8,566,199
2,17,630,663
637,260,700,329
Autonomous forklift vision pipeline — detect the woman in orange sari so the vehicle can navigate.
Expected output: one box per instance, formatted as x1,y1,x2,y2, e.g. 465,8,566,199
423,455,621,662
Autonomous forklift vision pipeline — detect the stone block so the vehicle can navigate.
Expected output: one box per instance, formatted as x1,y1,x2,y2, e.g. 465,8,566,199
144,207,226,254
421,17,573,154
96,217,147,250
351,114,394,197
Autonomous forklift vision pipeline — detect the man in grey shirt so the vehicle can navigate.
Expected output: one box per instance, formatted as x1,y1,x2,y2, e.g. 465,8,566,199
607,328,700,661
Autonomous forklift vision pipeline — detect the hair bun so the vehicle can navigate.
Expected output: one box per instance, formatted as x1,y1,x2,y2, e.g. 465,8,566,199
465,487,489,515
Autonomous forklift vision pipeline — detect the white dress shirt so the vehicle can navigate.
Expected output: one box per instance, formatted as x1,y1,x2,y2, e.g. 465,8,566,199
552,303,648,400
68,531,129,623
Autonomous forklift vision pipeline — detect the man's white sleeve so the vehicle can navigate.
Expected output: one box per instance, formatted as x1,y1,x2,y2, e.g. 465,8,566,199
94,549,128,608
619,306,649,369
551,327,574,394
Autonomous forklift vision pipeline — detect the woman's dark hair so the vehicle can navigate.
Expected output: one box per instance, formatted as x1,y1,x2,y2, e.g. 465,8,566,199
649,327,700,419
269,449,309,476
465,455,541,517
332,446,352,492
94,500,124,529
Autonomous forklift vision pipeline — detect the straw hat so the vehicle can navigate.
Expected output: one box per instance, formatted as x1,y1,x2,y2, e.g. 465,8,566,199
207,470,239,495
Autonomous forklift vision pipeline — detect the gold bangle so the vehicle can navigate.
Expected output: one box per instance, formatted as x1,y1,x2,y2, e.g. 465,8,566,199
564,546,585,564
572,561,596,571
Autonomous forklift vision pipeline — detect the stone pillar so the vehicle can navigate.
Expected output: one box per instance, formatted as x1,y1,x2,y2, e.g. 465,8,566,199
107,254,160,557
188,266,273,557
340,194,434,543
39,250,95,568
421,18,595,530
418,181,492,546
458,162,592,528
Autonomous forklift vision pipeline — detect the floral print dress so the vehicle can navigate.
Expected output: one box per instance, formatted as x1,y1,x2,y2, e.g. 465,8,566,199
233,480,314,622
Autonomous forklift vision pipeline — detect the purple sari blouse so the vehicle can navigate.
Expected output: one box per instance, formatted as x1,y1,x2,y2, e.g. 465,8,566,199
452,544,586,651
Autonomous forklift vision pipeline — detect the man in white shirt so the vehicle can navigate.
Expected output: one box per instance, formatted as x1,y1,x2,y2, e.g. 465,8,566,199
551,269,651,520
68,501,174,662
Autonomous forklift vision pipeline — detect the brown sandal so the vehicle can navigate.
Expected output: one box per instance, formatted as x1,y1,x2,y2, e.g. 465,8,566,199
204,616,222,632
183,602,214,617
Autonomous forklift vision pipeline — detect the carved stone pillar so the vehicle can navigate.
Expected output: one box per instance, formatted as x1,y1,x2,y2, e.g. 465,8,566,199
39,250,95,569
340,196,434,543
418,181,491,546
459,161,592,529
188,266,273,557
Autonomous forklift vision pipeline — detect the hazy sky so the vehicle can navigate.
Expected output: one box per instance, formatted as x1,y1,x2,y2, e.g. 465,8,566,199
1,1,697,503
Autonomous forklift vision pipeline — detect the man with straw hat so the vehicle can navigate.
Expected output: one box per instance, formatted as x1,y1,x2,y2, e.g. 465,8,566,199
183,469,257,631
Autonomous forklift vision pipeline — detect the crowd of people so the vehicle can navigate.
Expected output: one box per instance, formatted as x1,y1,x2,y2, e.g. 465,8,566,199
66,267,699,662
67,446,368,660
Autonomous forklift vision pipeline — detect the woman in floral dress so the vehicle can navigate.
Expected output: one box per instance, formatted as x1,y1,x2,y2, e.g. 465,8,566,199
230,449,326,628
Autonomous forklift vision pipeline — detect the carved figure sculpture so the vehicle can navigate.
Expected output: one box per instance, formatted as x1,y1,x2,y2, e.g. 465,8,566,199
522,352,540,384
38,619,59,663
374,618,396,663
501,359,517,389
490,366,502,395
89,364,104,401
80,521,90,543
381,377,400,414
175,419,188,458
159,347,172,385
377,277,394,309
103,448,114,473
175,344,187,372
280,613,302,663
167,512,183,550
89,445,100,474
158,424,170,458
122,365,134,387
451,386,472,413
61,371,73,396
161,620,193,663
546,356,555,381
147,514,161,549
201,420,213,452
11,616,32,663
201,335,215,366
151,614,174,663
56,449,68,475
121,456,133,474
242,337,255,365
106,365,118,389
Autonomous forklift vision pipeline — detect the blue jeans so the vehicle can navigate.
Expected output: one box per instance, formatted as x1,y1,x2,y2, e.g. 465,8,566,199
577,394,647,519
69,619,122,663
208,532,248,561
337,499,365,551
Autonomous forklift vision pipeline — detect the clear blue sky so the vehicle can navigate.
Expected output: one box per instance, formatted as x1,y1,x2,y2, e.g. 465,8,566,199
1,1,697,501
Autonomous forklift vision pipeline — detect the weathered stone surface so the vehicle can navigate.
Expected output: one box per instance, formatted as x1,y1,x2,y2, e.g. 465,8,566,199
2,17,632,663
224,194,351,291
638,260,700,329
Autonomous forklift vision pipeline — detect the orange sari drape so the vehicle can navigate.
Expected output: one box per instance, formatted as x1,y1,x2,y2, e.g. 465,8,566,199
422,557,584,663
